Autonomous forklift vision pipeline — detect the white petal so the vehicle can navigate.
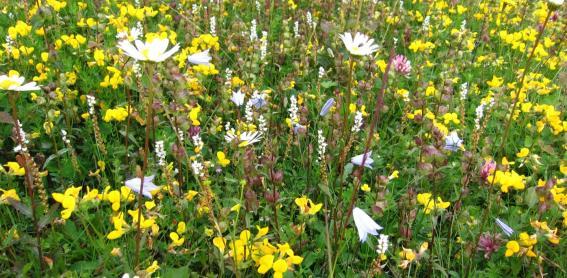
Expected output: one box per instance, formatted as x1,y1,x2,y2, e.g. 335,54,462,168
353,207,382,242
187,49,212,65
157,43,179,62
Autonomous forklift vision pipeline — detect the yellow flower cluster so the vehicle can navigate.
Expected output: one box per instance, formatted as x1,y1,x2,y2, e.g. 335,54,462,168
488,170,526,193
532,104,564,135
408,40,435,53
192,64,219,75
52,186,99,219
8,21,32,39
100,66,124,89
213,227,303,277
417,193,450,214
103,106,130,122
531,220,560,245
55,34,87,49
505,232,537,258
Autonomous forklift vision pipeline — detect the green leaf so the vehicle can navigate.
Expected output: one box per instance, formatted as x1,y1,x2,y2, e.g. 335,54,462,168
8,199,32,218
524,187,538,208
320,81,337,89
43,148,69,170
162,266,190,278
342,163,353,181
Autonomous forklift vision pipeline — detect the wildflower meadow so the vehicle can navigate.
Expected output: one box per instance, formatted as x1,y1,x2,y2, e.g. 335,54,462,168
1,0,566,277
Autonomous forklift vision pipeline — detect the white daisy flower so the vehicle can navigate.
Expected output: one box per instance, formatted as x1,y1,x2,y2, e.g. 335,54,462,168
117,38,179,62
0,71,41,91
339,32,379,56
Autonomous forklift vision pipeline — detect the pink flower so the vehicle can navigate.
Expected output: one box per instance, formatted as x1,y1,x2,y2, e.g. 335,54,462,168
480,159,496,182
392,55,411,76
477,233,501,259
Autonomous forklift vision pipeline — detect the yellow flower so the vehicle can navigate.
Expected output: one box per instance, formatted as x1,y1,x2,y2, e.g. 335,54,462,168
361,183,371,192
217,151,231,167
442,113,460,125
185,190,198,201
93,49,105,66
416,193,450,214
169,232,185,247
145,260,160,274
0,189,21,204
488,170,526,193
505,240,520,257
103,106,129,122
213,237,226,252
516,148,529,158
272,259,288,278
177,221,186,234
52,186,82,219
486,75,503,88
4,162,25,176
230,203,241,212
189,105,201,125
294,196,322,215
257,254,274,274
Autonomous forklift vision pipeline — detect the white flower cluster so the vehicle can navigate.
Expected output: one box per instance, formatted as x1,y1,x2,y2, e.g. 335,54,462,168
86,95,96,115
210,16,217,36
474,97,494,130
288,95,299,124
191,160,204,177
176,128,184,143
5,35,13,52
250,19,258,41
460,82,468,101
192,4,199,16
61,129,70,145
132,61,142,79
191,134,203,150
260,31,268,61
306,11,315,29
376,234,389,254
317,129,327,163
13,120,29,153
258,115,267,135
352,111,363,133
155,140,166,167
294,21,299,38
422,16,430,31
245,100,254,123
318,67,325,79
224,68,232,86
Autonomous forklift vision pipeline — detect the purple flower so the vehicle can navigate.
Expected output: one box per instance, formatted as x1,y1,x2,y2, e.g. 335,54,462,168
392,55,411,76
319,98,335,116
477,233,501,259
